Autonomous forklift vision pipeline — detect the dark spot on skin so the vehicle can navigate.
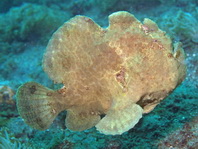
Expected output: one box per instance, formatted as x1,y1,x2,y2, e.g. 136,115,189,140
175,50,181,59
136,94,157,108
47,92,52,96
36,119,46,129
153,39,158,42
84,17,92,23
29,85,36,94
167,53,173,58
116,68,126,88
100,114,106,119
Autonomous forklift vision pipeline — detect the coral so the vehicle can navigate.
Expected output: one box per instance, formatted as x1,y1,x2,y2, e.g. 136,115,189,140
16,11,186,135
157,10,198,47
0,102,18,128
0,128,29,149
0,83,17,128
54,139,74,149
0,133,21,149
0,85,15,104
0,3,70,54
158,116,198,148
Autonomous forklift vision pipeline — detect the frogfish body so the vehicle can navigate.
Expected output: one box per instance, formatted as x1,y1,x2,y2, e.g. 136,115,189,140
17,11,186,135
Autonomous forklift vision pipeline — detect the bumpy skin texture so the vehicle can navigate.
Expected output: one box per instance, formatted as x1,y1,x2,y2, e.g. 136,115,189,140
17,11,186,135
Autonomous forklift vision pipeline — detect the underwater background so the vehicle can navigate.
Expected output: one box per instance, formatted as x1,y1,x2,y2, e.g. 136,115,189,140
0,0,197,148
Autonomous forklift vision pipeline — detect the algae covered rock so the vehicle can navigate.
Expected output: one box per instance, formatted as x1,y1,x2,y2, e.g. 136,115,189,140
157,10,198,44
0,3,70,44
16,11,186,135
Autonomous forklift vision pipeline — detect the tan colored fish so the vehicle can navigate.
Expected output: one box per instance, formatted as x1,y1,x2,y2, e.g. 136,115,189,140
16,11,186,135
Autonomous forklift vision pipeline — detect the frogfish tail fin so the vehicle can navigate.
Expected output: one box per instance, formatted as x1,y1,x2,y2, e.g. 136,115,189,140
16,82,63,130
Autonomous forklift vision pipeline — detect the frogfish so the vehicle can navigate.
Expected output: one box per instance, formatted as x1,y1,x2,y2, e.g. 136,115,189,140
17,11,186,135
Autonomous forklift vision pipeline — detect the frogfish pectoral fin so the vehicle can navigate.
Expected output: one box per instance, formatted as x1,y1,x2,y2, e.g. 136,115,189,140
96,103,143,135
65,109,101,131
16,82,64,130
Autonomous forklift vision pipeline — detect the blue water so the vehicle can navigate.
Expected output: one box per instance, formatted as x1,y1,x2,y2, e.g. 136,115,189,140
0,0,197,148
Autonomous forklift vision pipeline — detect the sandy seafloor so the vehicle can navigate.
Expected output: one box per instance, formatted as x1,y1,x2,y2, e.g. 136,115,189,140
0,0,197,148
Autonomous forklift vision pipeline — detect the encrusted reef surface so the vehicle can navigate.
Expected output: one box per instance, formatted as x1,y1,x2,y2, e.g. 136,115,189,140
0,0,197,149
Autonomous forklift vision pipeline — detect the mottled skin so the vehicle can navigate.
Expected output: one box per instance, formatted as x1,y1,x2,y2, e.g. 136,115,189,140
17,11,186,135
